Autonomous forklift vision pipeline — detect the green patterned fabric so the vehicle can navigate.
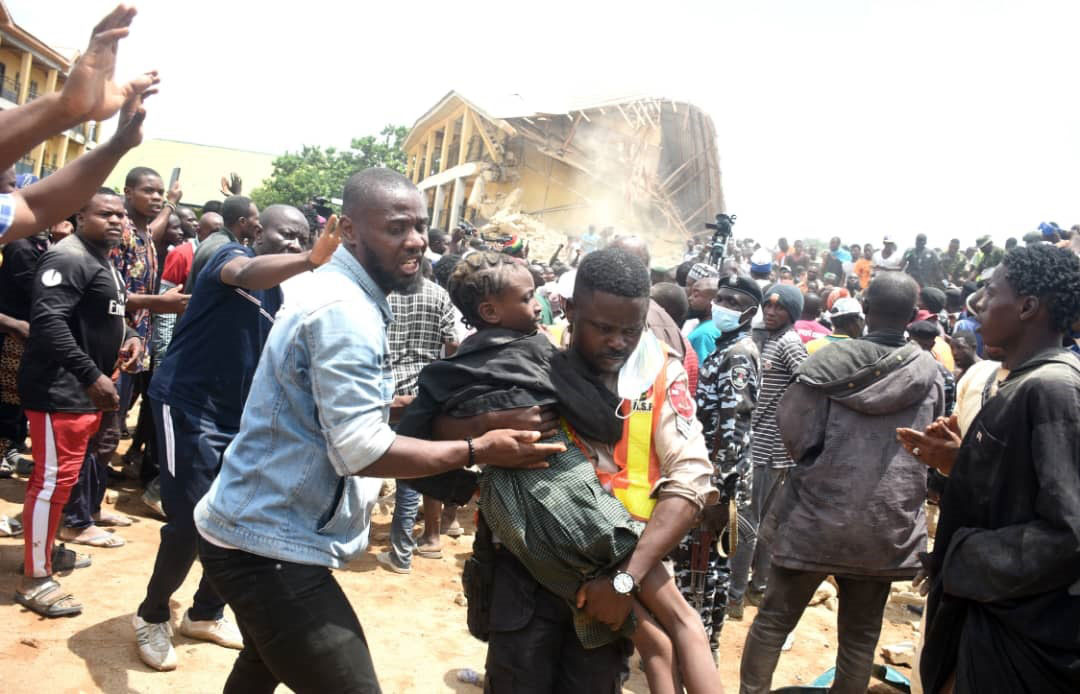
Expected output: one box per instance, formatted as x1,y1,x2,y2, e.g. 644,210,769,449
479,428,643,648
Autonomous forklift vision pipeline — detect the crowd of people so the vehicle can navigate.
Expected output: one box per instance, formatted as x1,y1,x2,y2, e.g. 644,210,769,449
0,6,1078,694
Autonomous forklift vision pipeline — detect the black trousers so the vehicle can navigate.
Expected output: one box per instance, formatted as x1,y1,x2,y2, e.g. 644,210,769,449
484,547,629,694
137,400,230,624
740,565,891,694
198,538,381,694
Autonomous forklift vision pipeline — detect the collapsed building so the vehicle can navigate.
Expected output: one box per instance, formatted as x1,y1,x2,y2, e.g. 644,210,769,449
402,91,725,265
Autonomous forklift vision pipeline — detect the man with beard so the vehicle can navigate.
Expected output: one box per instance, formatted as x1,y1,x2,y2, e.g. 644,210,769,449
194,169,560,692
14,188,142,617
133,204,325,671
915,245,1080,694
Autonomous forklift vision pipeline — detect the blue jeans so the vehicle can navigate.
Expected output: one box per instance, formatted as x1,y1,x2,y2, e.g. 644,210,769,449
136,399,233,624
389,482,420,569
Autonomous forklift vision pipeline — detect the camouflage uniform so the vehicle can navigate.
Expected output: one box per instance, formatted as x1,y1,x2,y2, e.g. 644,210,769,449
670,328,759,649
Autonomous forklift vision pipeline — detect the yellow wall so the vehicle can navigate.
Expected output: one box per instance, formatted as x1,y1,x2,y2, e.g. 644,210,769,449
104,139,277,208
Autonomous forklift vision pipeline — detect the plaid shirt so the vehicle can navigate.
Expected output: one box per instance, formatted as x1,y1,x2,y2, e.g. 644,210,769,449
109,216,158,372
0,193,15,239
387,279,457,396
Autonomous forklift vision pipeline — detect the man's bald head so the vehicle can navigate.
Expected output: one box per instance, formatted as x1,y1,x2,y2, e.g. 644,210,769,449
342,168,417,218
864,272,919,332
197,212,224,241
651,281,689,325
608,236,651,268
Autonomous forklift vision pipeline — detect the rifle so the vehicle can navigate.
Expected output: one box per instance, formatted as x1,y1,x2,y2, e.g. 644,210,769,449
705,213,736,272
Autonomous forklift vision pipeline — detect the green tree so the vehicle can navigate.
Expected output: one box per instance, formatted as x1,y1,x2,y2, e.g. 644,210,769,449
251,124,408,210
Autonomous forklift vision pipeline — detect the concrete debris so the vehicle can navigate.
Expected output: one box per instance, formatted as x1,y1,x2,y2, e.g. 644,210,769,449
881,641,915,666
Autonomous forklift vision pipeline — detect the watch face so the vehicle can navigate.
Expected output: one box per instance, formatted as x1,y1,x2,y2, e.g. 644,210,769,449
613,572,634,595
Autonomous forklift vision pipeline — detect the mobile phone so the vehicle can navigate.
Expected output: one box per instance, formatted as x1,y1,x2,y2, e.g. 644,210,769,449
169,167,181,189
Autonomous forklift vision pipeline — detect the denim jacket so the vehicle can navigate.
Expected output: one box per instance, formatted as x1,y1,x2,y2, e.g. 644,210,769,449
194,247,394,568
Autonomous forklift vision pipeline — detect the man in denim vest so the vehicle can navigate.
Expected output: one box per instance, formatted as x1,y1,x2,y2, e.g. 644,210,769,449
193,168,561,694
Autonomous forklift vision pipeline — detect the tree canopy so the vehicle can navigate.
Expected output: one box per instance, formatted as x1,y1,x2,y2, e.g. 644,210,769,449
250,125,408,210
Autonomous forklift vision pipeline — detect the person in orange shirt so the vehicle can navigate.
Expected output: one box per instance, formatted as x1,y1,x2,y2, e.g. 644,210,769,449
853,244,874,290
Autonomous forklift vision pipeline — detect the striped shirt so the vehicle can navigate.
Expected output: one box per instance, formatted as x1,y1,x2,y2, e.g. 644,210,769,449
751,327,807,468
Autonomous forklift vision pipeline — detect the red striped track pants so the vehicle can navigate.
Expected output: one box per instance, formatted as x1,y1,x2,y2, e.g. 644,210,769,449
22,410,101,578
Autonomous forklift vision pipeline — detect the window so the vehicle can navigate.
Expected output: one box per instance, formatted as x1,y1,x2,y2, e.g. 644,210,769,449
29,80,38,99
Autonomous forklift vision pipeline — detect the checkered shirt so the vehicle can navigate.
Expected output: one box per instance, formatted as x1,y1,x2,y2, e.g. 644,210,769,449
387,279,458,397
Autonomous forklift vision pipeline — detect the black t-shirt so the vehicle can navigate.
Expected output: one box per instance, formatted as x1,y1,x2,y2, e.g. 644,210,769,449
19,234,133,412
0,235,49,320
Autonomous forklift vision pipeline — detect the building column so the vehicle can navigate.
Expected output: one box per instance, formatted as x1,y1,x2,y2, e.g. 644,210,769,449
44,68,58,95
431,183,446,229
55,134,70,168
448,177,466,230
31,141,44,176
16,52,32,104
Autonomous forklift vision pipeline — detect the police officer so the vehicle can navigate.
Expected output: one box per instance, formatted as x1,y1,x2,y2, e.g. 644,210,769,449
671,273,762,657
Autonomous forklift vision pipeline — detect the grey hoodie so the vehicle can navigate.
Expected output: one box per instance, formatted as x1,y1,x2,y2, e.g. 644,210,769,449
766,339,944,578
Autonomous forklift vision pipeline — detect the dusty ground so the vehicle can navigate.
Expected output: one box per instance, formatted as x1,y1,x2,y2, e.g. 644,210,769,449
0,423,919,694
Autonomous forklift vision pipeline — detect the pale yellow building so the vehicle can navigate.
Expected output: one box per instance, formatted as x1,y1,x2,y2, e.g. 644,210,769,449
105,139,276,210
0,1,101,178
403,91,724,263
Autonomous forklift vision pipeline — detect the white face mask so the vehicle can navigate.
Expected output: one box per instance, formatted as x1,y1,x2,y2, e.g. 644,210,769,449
615,331,666,417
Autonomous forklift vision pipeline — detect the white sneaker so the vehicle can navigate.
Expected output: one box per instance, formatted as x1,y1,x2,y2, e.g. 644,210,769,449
179,610,243,650
132,614,177,671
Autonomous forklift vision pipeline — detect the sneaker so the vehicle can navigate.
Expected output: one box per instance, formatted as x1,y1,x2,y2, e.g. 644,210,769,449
179,611,243,649
132,614,177,671
726,598,744,621
15,455,33,476
375,551,411,574
0,450,14,478
141,478,164,518
745,588,765,607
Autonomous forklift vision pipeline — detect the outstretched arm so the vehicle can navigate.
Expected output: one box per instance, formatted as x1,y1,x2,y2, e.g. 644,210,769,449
0,5,156,170
219,216,341,291
8,83,157,243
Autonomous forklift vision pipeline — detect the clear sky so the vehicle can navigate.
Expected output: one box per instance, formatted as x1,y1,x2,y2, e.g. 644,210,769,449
12,0,1080,250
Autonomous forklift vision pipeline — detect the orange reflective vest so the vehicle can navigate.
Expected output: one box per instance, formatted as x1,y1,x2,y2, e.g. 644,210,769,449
595,362,668,521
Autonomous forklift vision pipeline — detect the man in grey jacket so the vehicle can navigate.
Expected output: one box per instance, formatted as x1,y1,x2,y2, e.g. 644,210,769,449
740,272,944,694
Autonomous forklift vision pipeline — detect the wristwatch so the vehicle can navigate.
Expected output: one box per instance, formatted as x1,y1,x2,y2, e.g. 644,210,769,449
611,570,637,596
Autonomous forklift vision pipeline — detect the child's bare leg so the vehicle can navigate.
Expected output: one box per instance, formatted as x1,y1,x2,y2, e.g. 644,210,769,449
630,600,680,694
638,563,725,694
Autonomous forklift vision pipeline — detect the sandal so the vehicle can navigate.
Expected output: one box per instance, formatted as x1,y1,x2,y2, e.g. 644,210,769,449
92,512,133,527
17,543,92,573
14,579,83,617
59,527,126,548
416,544,443,559
0,515,22,537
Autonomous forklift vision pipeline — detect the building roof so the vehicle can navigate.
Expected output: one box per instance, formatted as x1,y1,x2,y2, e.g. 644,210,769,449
0,1,74,72
404,89,686,151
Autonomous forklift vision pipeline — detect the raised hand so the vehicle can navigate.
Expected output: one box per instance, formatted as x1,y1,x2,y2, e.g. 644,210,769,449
109,86,156,153
309,214,341,267
60,6,160,123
